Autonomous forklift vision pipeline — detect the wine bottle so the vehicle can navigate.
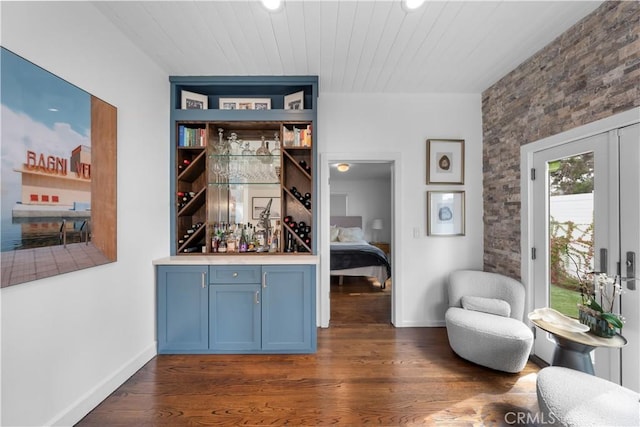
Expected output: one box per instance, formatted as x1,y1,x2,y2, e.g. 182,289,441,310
178,158,191,170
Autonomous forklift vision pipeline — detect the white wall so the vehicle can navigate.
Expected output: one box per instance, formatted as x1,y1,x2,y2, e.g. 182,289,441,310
318,93,484,327
329,177,392,243
0,3,168,426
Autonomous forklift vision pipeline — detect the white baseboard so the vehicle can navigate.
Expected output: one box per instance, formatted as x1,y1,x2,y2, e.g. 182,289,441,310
393,320,446,327
47,341,157,427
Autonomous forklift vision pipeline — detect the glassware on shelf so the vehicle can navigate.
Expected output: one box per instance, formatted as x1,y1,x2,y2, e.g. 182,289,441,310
241,141,253,156
229,133,242,155
215,128,229,155
271,132,280,158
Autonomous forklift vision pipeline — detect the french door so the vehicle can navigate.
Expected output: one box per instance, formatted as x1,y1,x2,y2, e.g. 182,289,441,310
530,125,639,390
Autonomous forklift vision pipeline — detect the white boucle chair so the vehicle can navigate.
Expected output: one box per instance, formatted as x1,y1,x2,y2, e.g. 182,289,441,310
445,270,534,373
537,366,640,427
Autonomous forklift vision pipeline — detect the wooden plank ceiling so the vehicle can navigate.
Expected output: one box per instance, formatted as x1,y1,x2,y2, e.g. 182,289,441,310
93,0,602,93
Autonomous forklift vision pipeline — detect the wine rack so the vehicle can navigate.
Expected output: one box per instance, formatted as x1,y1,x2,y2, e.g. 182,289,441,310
169,76,317,255
176,143,207,253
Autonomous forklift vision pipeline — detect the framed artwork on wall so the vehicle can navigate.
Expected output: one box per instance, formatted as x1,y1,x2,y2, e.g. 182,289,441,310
427,191,465,236
0,47,117,287
427,139,465,184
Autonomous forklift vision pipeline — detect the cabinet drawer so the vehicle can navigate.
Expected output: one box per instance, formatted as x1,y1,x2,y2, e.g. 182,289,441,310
209,266,261,284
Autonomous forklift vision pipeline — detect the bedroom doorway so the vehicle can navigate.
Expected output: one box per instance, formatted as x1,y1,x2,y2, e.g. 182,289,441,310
320,153,401,328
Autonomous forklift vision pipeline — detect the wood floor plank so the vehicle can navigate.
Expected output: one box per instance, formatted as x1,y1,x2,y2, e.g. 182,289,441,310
77,277,541,426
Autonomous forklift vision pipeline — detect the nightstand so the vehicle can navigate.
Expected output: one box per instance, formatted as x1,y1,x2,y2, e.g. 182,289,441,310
370,242,390,256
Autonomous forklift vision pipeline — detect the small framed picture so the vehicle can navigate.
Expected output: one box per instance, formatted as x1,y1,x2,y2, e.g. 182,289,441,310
181,90,208,110
427,139,465,184
427,191,465,236
284,91,304,110
251,197,281,220
219,98,271,110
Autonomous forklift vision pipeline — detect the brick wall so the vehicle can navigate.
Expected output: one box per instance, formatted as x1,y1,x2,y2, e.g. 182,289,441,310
481,1,640,278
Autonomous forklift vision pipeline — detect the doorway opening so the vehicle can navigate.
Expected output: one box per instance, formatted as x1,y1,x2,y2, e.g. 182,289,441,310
328,162,392,326
319,153,401,328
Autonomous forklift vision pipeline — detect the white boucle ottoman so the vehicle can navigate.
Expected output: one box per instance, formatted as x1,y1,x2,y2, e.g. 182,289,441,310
445,306,533,373
537,366,640,427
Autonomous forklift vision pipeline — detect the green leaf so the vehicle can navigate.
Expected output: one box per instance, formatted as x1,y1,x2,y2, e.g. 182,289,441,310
600,313,624,329
588,300,604,313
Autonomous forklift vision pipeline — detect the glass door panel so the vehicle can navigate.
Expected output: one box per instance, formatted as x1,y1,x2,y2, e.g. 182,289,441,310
548,152,594,319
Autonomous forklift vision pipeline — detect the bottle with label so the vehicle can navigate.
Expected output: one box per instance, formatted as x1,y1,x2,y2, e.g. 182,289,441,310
226,223,236,253
239,225,248,253
270,220,281,252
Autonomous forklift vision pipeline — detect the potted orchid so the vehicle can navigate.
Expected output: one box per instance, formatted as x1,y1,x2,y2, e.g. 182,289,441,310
566,248,624,337
577,273,625,337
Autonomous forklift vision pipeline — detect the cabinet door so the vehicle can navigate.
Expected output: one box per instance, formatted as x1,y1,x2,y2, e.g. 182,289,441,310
262,265,316,352
157,266,208,353
209,284,261,351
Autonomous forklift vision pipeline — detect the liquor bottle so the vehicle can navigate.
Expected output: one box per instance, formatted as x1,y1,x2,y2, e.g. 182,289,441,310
183,246,198,253
270,220,281,252
285,231,293,253
239,225,248,253
226,223,236,253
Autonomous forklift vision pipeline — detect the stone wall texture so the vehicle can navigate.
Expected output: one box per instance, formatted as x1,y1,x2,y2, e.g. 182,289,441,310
481,1,640,279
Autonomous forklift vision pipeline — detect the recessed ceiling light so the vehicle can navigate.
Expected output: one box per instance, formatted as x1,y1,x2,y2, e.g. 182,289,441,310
261,0,282,12
403,0,425,12
336,163,350,172
48,108,59,112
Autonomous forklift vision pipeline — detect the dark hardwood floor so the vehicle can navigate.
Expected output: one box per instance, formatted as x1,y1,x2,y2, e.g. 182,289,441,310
77,276,541,426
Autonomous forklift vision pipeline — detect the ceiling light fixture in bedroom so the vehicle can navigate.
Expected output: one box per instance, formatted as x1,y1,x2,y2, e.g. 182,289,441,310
261,0,282,12
402,0,425,12
336,163,350,172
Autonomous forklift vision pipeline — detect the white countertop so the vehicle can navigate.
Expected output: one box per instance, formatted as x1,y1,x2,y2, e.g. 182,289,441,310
153,254,319,266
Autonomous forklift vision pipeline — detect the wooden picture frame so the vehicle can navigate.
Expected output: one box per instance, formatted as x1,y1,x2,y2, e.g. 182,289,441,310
219,98,271,110
181,90,208,110
284,91,304,110
251,197,281,220
427,191,465,236
427,139,465,184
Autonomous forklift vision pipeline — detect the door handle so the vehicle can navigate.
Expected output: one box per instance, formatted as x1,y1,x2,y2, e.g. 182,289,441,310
201,272,206,289
626,251,636,291
255,291,260,304
262,271,267,288
600,248,608,275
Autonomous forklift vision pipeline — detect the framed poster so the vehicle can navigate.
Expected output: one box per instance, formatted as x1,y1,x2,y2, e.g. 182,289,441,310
427,139,465,184
427,191,465,236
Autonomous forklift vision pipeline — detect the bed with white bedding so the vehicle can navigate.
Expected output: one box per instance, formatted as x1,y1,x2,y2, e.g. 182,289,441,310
330,216,391,288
